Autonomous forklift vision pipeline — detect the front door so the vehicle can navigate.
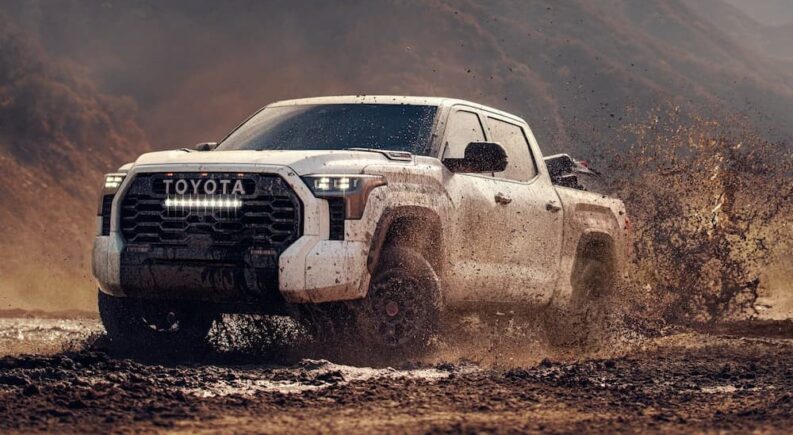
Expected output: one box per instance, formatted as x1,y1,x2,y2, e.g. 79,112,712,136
484,115,564,305
440,108,513,304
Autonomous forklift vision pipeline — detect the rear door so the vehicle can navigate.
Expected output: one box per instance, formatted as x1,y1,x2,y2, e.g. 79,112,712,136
440,107,512,304
484,115,564,305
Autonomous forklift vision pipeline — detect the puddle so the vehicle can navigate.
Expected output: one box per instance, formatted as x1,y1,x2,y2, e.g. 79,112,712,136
183,359,476,397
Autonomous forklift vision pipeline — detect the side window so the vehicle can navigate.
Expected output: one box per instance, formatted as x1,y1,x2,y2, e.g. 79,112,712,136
487,117,538,182
442,110,485,159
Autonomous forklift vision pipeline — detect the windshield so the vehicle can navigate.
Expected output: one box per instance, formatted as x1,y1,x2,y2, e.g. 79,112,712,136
217,104,438,155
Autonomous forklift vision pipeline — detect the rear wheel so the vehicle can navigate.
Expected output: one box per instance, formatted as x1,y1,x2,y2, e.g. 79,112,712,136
570,258,614,311
98,290,217,355
546,252,617,347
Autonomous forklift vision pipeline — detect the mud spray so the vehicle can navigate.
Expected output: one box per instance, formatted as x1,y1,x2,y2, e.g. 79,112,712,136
397,108,792,368
603,109,792,323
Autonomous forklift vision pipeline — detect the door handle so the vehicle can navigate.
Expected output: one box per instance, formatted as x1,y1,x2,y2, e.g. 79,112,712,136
546,201,562,213
494,192,512,205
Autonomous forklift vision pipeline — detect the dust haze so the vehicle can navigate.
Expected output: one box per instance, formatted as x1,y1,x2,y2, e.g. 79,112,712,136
0,1,791,318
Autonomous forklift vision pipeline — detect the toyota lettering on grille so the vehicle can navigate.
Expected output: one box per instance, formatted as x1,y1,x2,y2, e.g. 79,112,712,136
163,179,247,196
162,177,249,211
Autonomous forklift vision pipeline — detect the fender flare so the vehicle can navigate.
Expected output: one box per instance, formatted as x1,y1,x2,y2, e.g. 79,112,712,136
570,230,618,283
366,205,443,274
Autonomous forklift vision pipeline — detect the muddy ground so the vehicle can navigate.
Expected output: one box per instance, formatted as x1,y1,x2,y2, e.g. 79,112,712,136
0,313,792,433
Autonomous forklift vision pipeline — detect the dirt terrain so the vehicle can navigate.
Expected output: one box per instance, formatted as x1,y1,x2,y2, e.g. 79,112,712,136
1,313,792,433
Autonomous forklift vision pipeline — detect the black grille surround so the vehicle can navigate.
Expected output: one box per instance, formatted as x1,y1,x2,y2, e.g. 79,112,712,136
116,172,303,310
119,173,302,252
100,195,114,236
327,198,346,240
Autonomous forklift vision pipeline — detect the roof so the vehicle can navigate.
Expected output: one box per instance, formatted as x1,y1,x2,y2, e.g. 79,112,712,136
267,95,524,122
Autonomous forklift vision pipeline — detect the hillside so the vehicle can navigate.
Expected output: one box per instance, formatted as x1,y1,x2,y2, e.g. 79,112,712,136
722,0,793,26
0,13,149,309
684,0,793,64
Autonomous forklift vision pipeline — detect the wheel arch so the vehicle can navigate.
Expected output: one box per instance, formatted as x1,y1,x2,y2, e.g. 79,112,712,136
367,206,444,274
570,230,618,292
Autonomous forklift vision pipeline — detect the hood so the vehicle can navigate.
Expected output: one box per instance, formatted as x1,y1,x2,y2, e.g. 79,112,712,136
132,149,412,175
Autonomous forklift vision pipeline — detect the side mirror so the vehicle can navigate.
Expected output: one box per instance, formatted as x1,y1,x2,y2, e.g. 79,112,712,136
442,142,508,173
194,142,218,151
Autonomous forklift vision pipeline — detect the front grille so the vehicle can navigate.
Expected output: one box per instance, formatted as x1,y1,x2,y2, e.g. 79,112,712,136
119,173,302,252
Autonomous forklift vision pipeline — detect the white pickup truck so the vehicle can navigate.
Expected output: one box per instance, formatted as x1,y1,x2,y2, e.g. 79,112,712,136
93,96,629,352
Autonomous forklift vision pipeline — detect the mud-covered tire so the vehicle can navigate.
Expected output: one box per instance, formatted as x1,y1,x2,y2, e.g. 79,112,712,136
570,258,614,311
349,247,442,354
98,290,216,355
546,257,616,346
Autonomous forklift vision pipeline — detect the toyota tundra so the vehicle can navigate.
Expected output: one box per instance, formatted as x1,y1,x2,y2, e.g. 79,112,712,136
93,96,629,352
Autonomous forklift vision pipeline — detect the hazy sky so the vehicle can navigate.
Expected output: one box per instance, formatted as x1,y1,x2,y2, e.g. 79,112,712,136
722,0,793,26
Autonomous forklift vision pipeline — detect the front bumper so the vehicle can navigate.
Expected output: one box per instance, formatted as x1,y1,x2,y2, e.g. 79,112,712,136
92,163,374,308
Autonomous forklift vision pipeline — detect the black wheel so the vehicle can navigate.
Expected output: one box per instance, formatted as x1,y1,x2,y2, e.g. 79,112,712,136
349,247,442,353
98,290,217,355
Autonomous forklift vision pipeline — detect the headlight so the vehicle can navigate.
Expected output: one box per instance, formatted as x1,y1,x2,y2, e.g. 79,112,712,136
98,172,126,214
103,173,127,193
302,174,386,219
97,172,127,235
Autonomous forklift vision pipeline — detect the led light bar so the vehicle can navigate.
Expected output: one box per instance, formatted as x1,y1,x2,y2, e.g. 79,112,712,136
163,196,242,209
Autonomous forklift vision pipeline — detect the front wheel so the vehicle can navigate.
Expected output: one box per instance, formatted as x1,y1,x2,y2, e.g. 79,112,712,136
98,290,217,355
349,247,442,353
